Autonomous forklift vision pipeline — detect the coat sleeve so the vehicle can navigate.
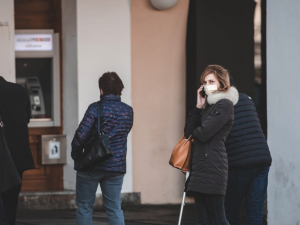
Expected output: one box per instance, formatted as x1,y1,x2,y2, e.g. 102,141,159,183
192,100,232,142
71,104,97,160
184,110,202,138
22,87,31,124
130,110,134,132
26,95,31,124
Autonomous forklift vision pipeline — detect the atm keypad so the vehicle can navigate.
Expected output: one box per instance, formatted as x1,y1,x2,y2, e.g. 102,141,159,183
32,105,41,111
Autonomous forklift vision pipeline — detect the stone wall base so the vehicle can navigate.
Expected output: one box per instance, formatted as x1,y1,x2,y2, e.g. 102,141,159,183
19,191,141,210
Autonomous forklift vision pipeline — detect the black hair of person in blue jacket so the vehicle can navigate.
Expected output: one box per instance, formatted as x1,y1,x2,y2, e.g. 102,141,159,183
224,74,272,225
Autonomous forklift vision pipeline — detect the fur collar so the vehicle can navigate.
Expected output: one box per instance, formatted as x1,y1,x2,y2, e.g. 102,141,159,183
207,87,239,105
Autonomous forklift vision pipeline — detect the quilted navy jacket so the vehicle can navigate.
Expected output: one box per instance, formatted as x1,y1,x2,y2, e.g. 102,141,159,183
71,94,133,173
225,93,272,170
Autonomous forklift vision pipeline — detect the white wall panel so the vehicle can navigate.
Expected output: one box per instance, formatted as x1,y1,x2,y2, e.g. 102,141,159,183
0,0,15,82
267,0,300,224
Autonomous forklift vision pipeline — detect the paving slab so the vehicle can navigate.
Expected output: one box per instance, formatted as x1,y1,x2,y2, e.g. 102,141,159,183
16,203,265,225
16,204,197,225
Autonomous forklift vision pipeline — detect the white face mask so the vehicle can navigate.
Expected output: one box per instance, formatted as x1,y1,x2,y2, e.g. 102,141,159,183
204,85,218,95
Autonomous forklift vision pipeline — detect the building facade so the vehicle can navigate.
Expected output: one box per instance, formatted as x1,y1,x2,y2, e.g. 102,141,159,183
0,0,299,223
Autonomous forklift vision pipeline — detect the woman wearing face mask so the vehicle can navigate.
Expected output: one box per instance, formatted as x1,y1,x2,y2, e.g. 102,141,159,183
184,65,239,225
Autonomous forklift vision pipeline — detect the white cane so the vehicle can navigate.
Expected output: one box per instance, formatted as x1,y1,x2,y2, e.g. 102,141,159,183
178,171,190,225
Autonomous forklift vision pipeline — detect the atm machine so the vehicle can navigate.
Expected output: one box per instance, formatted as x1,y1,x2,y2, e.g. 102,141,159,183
15,30,60,127
15,30,66,165
16,77,46,118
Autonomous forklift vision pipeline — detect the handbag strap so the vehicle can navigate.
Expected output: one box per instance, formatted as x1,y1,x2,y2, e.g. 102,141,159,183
0,114,3,128
187,135,192,141
97,101,103,134
0,114,6,141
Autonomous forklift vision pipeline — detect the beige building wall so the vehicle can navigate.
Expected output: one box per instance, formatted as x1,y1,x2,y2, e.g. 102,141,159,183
131,0,190,204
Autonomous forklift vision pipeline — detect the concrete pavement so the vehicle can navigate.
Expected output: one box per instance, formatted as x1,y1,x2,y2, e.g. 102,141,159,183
16,204,198,225
16,203,267,225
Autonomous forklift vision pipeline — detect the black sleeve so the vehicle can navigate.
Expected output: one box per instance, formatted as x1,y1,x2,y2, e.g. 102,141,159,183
192,100,232,142
184,109,202,138
191,107,202,115
25,93,31,124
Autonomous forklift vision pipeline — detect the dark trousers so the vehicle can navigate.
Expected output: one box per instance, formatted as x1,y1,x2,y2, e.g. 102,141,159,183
0,171,23,225
0,197,9,225
194,192,229,225
225,166,269,225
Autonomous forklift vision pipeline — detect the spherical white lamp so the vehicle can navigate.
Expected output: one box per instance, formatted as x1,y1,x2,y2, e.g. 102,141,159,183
150,0,179,11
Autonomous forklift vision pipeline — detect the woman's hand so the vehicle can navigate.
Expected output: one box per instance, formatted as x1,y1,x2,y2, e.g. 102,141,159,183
196,85,206,109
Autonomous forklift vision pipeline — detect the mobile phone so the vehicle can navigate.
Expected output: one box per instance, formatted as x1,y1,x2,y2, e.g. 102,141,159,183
200,86,206,97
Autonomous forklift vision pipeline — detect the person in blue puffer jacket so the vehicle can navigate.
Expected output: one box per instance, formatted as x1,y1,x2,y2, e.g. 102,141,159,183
71,72,133,225
224,75,272,225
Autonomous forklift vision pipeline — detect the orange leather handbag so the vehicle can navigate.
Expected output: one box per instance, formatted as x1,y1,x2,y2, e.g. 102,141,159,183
169,135,193,171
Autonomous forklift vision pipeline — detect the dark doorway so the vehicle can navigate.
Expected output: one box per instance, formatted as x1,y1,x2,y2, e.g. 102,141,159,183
186,0,255,113
186,0,267,137
185,0,268,224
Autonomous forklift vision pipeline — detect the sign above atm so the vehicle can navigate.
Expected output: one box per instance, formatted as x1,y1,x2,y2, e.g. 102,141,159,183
15,34,53,51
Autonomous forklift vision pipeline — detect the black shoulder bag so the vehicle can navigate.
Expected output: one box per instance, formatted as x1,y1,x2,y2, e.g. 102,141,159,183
79,102,113,170
0,115,22,193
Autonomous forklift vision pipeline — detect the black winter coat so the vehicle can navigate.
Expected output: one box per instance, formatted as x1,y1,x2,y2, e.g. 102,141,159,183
0,76,35,171
0,116,22,193
225,93,272,169
184,87,238,196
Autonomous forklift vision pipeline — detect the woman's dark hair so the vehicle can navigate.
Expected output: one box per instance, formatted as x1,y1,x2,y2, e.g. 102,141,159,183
98,72,124,96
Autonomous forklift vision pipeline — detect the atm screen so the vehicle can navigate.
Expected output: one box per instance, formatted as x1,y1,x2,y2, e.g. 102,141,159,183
27,78,38,83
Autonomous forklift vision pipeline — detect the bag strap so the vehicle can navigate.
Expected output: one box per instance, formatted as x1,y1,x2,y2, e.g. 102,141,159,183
0,114,6,141
0,114,3,128
97,101,103,134
184,134,193,141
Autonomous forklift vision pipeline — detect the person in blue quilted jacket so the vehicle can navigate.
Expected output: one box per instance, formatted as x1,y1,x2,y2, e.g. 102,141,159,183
224,75,272,225
71,72,133,225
